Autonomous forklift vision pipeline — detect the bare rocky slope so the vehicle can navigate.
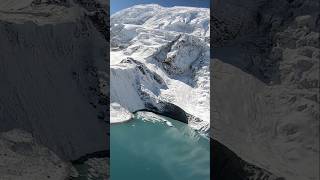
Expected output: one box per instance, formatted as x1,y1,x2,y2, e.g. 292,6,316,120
211,0,319,179
0,0,109,179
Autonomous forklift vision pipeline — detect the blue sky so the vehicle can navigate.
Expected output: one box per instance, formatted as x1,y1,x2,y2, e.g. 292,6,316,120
110,0,210,14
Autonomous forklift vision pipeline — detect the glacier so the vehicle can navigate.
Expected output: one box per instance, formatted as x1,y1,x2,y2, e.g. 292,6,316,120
110,4,210,132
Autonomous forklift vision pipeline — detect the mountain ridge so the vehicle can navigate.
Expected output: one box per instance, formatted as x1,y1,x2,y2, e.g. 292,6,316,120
110,4,210,132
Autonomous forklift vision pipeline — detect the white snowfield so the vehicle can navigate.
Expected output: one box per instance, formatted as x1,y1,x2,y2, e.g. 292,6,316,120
110,4,210,131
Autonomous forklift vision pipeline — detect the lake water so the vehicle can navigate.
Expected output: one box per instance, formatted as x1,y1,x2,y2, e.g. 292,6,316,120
110,112,210,180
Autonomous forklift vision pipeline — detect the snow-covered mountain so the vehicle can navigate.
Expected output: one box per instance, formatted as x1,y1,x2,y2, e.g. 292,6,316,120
0,0,109,178
110,4,210,131
211,0,319,179
0,0,109,170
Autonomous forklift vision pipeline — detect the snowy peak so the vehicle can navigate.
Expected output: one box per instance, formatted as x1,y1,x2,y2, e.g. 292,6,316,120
111,4,164,26
111,4,209,37
110,4,210,131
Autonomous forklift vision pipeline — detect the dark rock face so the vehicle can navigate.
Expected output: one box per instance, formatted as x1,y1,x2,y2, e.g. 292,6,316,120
134,102,189,124
155,102,189,124
121,57,167,88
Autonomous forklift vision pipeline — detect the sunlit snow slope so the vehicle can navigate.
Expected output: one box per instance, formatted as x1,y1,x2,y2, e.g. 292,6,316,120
110,4,210,131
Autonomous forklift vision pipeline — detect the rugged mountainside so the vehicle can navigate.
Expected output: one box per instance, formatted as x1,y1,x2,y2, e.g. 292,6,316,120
110,4,210,131
211,0,319,179
0,0,109,178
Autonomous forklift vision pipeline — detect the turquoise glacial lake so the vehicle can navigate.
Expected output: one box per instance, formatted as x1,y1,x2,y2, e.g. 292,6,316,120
110,112,210,180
